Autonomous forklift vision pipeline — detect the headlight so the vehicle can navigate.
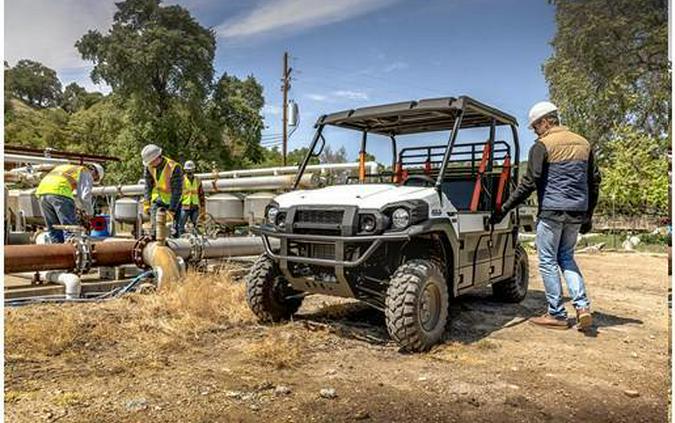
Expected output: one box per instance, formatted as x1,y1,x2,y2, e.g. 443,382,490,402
266,206,279,224
359,214,376,232
276,212,286,229
391,208,410,229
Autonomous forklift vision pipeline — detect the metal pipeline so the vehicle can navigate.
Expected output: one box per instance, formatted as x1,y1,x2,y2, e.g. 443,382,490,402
194,162,378,180
4,236,269,274
4,241,136,273
142,241,183,289
90,173,319,197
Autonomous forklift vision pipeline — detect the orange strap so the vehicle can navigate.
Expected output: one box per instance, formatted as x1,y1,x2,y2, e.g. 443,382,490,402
358,151,366,182
469,142,491,212
495,155,511,211
393,161,402,184
423,160,432,175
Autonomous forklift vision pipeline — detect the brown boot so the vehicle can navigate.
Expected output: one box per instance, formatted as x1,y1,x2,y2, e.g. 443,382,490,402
576,308,592,331
529,313,570,330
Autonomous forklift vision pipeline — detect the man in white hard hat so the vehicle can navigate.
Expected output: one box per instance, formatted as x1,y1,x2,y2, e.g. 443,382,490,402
36,162,104,243
177,160,205,236
141,144,183,237
491,101,601,332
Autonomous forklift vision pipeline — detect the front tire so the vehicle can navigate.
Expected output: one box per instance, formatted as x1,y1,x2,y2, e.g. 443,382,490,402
246,255,303,322
385,259,449,352
492,244,529,303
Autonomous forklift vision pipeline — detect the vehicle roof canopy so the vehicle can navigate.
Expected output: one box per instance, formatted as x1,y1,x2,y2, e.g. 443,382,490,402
316,95,518,136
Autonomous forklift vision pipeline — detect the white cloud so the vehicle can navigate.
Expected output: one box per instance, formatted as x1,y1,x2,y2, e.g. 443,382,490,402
216,0,397,39
5,0,116,71
332,90,369,101
306,93,328,102
383,61,409,72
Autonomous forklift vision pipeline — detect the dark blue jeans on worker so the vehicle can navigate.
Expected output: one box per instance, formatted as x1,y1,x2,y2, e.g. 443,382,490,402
38,194,77,243
178,207,200,236
150,202,181,238
536,218,591,318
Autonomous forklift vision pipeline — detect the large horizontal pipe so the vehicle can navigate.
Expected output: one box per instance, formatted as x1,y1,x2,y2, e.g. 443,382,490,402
5,244,77,273
5,237,269,273
91,173,318,197
195,161,378,179
4,241,135,273
166,236,274,260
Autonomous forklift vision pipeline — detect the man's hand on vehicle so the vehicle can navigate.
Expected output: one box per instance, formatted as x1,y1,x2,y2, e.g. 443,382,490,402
489,209,507,225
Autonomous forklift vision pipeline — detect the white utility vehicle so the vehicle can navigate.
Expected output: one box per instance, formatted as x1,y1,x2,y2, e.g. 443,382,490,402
246,96,529,352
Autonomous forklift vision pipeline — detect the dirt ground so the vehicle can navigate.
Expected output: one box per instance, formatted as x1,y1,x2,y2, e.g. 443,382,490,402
4,252,671,422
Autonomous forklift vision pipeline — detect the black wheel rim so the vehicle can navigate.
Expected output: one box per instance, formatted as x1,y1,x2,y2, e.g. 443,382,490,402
419,282,441,332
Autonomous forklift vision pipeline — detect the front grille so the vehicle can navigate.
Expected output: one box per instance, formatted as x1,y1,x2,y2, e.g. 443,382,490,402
296,209,343,225
311,243,335,259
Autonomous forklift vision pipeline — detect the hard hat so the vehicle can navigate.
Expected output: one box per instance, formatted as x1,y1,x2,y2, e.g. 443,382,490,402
184,160,195,171
141,144,162,166
528,101,558,128
88,163,104,182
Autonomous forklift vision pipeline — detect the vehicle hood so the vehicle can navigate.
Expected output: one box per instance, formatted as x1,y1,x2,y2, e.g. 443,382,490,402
274,184,436,209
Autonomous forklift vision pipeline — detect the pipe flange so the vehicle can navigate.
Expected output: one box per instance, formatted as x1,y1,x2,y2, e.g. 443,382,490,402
186,233,205,265
69,236,93,275
132,235,152,270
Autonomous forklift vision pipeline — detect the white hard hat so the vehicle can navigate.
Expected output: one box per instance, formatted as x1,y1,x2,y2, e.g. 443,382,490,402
141,144,162,166
528,101,559,128
88,163,104,182
184,160,195,171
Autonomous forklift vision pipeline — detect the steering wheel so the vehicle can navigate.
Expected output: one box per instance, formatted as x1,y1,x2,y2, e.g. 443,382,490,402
403,175,436,187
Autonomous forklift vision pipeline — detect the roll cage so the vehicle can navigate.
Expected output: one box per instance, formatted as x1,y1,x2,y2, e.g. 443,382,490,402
292,96,520,201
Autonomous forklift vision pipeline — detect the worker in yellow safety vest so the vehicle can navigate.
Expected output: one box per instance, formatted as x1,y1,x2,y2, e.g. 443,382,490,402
141,144,183,237
178,160,206,236
36,162,105,243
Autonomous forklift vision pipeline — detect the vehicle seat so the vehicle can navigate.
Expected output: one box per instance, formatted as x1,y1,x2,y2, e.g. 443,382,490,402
440,179,475,210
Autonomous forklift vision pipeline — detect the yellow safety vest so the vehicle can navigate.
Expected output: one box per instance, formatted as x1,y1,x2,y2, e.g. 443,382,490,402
149,157,180,204
181,175,201,208
36,164,85,199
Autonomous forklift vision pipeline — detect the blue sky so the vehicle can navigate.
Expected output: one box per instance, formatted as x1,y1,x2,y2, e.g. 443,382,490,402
6,0,556,162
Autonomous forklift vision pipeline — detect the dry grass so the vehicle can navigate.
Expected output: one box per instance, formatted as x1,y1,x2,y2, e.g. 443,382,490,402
5,269,255,359
243,327,305,369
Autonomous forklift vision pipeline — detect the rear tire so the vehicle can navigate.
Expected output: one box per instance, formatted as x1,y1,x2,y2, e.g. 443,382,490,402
385,259,449,352
246,255,303,322
492,244,529,303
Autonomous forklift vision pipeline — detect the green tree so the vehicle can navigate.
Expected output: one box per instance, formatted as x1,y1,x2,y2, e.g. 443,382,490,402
600,126,668,215
320,145,348,164
211,73,265,167
544,0,669,155
76,0,214,117
61,82,103,113
545,0,669,216
5,60,63,108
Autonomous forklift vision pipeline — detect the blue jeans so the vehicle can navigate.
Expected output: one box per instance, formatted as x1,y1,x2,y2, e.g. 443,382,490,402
178,207,200,236
39,195,77,243
150,202,181,238
536,218,590,318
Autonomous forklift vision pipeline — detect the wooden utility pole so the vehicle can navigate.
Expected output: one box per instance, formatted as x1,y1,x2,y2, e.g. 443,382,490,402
281,51,292,166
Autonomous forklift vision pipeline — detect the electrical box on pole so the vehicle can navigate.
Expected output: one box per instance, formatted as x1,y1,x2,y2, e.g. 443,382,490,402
288,100,299,127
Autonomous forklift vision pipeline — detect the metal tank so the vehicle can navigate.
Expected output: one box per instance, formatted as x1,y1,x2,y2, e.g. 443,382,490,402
244,192,275,224
113,198,148,224
205,193,245,224
17,192,44,225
